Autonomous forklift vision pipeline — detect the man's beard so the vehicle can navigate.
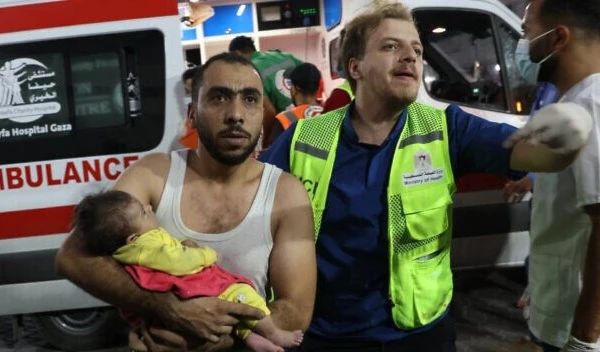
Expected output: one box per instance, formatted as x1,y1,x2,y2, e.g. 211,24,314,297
386,87,418,111
197,124,259,166
537,55,558,83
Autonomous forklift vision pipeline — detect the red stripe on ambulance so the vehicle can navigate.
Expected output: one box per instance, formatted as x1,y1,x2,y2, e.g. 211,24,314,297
0,0,177,34
0,205,75,239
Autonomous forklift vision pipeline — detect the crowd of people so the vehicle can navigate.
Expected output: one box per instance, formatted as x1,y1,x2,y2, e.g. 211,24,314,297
55,0,600,351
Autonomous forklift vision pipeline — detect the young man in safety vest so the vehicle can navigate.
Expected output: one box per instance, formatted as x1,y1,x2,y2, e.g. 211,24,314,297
269,63,324,146
260,2,592,350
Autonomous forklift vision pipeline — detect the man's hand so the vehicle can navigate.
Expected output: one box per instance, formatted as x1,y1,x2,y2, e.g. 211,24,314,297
504,102,593,154
159,296,265,343
561,335,600,352
181,239,199,248
130,322,237,352
503,175,533,203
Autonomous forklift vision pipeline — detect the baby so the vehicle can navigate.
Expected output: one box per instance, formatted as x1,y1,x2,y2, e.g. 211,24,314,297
73,190,302,352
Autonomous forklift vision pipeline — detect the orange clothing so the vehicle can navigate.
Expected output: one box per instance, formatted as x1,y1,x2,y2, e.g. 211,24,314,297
274,104,324,130
179,119,198,149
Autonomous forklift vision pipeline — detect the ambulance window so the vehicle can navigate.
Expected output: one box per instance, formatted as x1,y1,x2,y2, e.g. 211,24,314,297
496,20,536,115
415,10,507,112
71,52,125,129
0,30,166,165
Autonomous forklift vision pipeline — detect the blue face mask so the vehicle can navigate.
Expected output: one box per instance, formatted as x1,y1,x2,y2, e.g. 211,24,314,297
515,28,557,84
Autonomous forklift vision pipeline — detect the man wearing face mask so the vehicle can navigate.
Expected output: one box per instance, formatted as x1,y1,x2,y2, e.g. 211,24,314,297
519,1,600,351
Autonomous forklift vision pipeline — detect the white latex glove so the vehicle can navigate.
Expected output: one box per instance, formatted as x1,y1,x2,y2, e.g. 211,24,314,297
561,335,600,352
503,102,593,154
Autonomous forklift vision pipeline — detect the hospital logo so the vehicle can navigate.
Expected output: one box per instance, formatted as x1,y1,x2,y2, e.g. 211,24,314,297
0,58,61,123
274,69,292,99
414,149,433,171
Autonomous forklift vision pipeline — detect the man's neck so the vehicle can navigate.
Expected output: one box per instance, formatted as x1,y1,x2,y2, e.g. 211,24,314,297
554,42,600,96
191,148,254,184
351,89,406,145
294,94,318,107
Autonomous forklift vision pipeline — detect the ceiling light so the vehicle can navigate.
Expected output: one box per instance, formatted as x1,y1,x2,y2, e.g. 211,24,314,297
432,27,446,34
236,4,246,16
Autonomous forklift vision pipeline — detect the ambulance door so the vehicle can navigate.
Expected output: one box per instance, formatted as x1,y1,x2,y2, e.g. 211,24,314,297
411,6,536,268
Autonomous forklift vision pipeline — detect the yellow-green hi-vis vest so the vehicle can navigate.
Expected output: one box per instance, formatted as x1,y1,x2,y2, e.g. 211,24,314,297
289,102,456,330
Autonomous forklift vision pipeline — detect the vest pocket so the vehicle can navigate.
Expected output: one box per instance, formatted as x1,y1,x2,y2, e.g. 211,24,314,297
410,247,453,325
401,185,453,241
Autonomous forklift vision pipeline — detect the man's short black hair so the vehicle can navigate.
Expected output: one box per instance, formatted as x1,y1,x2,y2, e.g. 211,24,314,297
538,0,600,38
191,52,260,104
285,63,322,95
228,35,257,53
182,67,198,82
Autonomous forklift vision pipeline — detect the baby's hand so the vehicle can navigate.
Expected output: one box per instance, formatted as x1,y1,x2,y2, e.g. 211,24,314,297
181,239,199,248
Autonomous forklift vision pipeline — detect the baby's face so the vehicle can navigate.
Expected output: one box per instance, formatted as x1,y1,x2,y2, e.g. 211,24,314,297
126,198,160,236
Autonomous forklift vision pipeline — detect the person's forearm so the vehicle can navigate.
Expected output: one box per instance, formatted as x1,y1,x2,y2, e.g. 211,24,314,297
55,232,173,320
571,222,600,342
510,141,577,172
268,299,311,331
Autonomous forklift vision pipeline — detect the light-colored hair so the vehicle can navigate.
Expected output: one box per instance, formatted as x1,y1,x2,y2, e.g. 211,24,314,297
341,1,414,91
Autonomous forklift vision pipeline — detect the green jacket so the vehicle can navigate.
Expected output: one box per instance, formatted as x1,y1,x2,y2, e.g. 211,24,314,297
251,50,302,113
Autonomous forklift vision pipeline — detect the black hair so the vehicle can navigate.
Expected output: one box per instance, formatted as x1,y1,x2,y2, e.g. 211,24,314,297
228,35,257,53
288,63,322,95
181,67,198,82
538,0,600,38
190,52,260,104
72,190,135,255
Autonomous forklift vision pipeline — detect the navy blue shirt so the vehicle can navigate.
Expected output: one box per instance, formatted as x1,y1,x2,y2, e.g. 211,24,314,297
259,103,524,341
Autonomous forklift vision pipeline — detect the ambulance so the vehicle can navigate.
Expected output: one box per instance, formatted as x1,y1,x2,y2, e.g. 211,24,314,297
0,0,533,350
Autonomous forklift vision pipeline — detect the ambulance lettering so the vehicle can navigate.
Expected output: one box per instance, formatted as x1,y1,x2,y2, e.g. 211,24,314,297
0,155,139,190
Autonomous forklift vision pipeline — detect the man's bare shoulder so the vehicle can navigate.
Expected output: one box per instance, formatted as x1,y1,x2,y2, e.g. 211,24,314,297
274,171,310,206
113,152,173,205
115,152,170,183
271,170,312,228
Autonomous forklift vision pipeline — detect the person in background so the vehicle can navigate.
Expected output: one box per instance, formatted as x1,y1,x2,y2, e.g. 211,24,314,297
520,0,600,351
229,35,303,150
322,29,354,113
179,66,200,149
269,63,324,146
260,1,592,350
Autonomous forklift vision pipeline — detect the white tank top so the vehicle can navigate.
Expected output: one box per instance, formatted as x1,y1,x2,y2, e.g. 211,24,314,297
155,149,281,298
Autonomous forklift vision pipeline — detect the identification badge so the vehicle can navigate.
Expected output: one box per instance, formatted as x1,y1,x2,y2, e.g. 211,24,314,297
402,149,444,186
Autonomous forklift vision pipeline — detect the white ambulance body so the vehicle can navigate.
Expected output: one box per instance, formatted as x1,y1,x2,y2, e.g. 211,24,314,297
0,0,533,349
0,0,185,349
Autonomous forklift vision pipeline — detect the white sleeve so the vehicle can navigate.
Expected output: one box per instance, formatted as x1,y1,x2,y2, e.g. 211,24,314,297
572,97,600,208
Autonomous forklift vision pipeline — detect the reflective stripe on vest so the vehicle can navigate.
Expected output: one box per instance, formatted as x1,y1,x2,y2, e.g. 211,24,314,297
275,110,299,130
289,102,456,330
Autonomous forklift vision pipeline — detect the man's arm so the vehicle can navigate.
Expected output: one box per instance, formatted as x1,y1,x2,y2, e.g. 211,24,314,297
507,102,593,173
55,153,264,345
268,172,316,331
56,153,171,315
569,204,600,344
